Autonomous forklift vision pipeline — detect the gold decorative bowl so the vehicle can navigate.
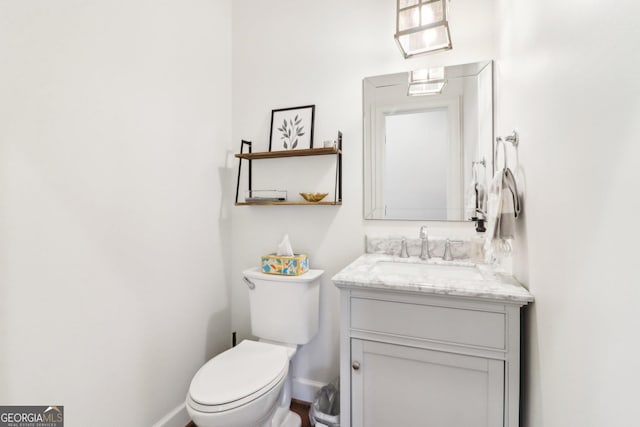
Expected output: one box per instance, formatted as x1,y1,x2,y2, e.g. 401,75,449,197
300,192,328,202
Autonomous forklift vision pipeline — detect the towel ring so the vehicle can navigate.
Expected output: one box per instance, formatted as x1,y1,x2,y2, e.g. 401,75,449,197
495,130,519,171
494,138,507,170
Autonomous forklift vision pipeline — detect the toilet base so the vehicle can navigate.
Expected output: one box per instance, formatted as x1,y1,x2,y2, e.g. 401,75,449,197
280,411,301,427
269,407,301,427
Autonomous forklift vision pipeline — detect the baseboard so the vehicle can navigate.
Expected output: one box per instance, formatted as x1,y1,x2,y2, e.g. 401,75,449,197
152,379,320,426
292,377,325,403
151,402,190,427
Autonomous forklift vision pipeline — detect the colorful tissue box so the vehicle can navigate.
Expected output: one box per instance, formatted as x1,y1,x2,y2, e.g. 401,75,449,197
261,253,309,276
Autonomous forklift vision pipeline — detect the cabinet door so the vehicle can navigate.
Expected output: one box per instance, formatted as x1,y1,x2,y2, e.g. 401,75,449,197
351,339,504,427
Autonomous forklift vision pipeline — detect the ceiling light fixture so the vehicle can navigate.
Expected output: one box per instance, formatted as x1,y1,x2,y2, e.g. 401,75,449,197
407,67,447,96
394,0,452,58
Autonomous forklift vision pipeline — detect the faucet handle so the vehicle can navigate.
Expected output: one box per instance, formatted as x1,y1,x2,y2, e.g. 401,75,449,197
443,239,452,261
443,239,464,261
400,238,410,258
419,229,430,260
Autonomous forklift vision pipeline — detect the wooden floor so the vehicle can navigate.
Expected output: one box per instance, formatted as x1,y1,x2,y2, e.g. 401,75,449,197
290,399,312,427
186,400,311,427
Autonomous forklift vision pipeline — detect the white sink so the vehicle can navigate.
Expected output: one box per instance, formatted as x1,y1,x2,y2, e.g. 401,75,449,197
373,260,483,281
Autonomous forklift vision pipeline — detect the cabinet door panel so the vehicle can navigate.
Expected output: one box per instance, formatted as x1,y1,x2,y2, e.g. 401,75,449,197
351,339,504,427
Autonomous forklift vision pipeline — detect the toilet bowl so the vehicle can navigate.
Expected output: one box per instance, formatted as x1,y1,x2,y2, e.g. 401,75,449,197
187,268,323,427
186,340,296,427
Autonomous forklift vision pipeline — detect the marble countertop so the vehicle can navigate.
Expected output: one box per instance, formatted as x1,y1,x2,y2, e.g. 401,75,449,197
332,254,534,304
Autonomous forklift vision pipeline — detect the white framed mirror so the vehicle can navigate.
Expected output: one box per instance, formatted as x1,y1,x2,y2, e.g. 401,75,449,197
363,60,493,221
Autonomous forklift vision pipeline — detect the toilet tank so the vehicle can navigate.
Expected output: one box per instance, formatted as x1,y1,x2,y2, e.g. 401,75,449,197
243,268,323,345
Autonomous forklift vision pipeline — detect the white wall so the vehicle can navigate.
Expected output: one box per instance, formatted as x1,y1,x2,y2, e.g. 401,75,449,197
231,0,498,401
0,1,232,426
495,0,640,425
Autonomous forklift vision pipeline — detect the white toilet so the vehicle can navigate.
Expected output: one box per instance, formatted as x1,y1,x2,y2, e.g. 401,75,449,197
186,267,323,427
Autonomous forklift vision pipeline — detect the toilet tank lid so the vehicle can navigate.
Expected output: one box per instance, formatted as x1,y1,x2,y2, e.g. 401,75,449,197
243,267,323,282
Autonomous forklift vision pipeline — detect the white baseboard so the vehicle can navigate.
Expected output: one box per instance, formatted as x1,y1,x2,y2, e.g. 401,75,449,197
152,378,323,426
292,377,326,403
152,403,189,427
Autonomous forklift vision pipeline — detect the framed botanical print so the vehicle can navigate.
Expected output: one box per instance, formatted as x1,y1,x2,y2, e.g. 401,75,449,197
269,105,315,151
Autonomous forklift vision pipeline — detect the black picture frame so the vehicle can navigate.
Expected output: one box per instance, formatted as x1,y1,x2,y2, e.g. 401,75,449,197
268,105,315,151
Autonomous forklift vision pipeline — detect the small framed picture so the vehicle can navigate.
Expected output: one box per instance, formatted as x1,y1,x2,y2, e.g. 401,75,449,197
269,105,315,151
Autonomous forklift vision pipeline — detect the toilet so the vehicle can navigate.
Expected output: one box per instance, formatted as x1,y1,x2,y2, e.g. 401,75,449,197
186,267,323,427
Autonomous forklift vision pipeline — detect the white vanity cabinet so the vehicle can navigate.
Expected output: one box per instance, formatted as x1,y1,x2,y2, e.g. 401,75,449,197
332,254,533,427
333,255,533,427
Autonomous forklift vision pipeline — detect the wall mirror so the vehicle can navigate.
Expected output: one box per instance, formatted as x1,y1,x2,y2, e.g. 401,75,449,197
363,60,493,221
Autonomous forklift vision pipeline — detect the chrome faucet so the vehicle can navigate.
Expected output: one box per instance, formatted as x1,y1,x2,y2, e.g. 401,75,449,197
419,226,430,260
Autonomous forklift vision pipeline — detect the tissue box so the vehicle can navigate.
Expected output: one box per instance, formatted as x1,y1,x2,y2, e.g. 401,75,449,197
261,253,309,276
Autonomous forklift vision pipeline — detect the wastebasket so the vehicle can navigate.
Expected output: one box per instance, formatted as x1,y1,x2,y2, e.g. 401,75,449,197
309,378,340,427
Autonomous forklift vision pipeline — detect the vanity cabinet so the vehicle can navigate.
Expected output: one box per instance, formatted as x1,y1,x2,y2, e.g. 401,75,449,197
338,289,526,427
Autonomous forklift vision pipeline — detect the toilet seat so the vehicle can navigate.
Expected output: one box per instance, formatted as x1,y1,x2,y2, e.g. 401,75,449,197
187,340,289,413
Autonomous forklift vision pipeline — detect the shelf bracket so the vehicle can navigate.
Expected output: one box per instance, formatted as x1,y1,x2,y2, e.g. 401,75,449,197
335,131,343,204
235,140,252,204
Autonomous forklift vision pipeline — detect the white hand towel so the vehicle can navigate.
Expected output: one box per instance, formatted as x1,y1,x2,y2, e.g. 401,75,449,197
485,168,520,256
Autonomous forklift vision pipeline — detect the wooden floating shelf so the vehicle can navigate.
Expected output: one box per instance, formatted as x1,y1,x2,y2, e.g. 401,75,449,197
235,201,342,206
235,147,339,160
234,132,343,206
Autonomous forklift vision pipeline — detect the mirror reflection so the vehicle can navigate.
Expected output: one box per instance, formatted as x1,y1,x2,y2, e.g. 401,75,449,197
363,60,493,221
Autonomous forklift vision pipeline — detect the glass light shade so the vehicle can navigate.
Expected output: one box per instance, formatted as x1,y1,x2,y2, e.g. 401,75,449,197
398,7,420,31
408,66,447,96
410,67,445,83
421,2,444,24
407,81,447,96
399,0,419,8
411,69,431,82
395,0,452,58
